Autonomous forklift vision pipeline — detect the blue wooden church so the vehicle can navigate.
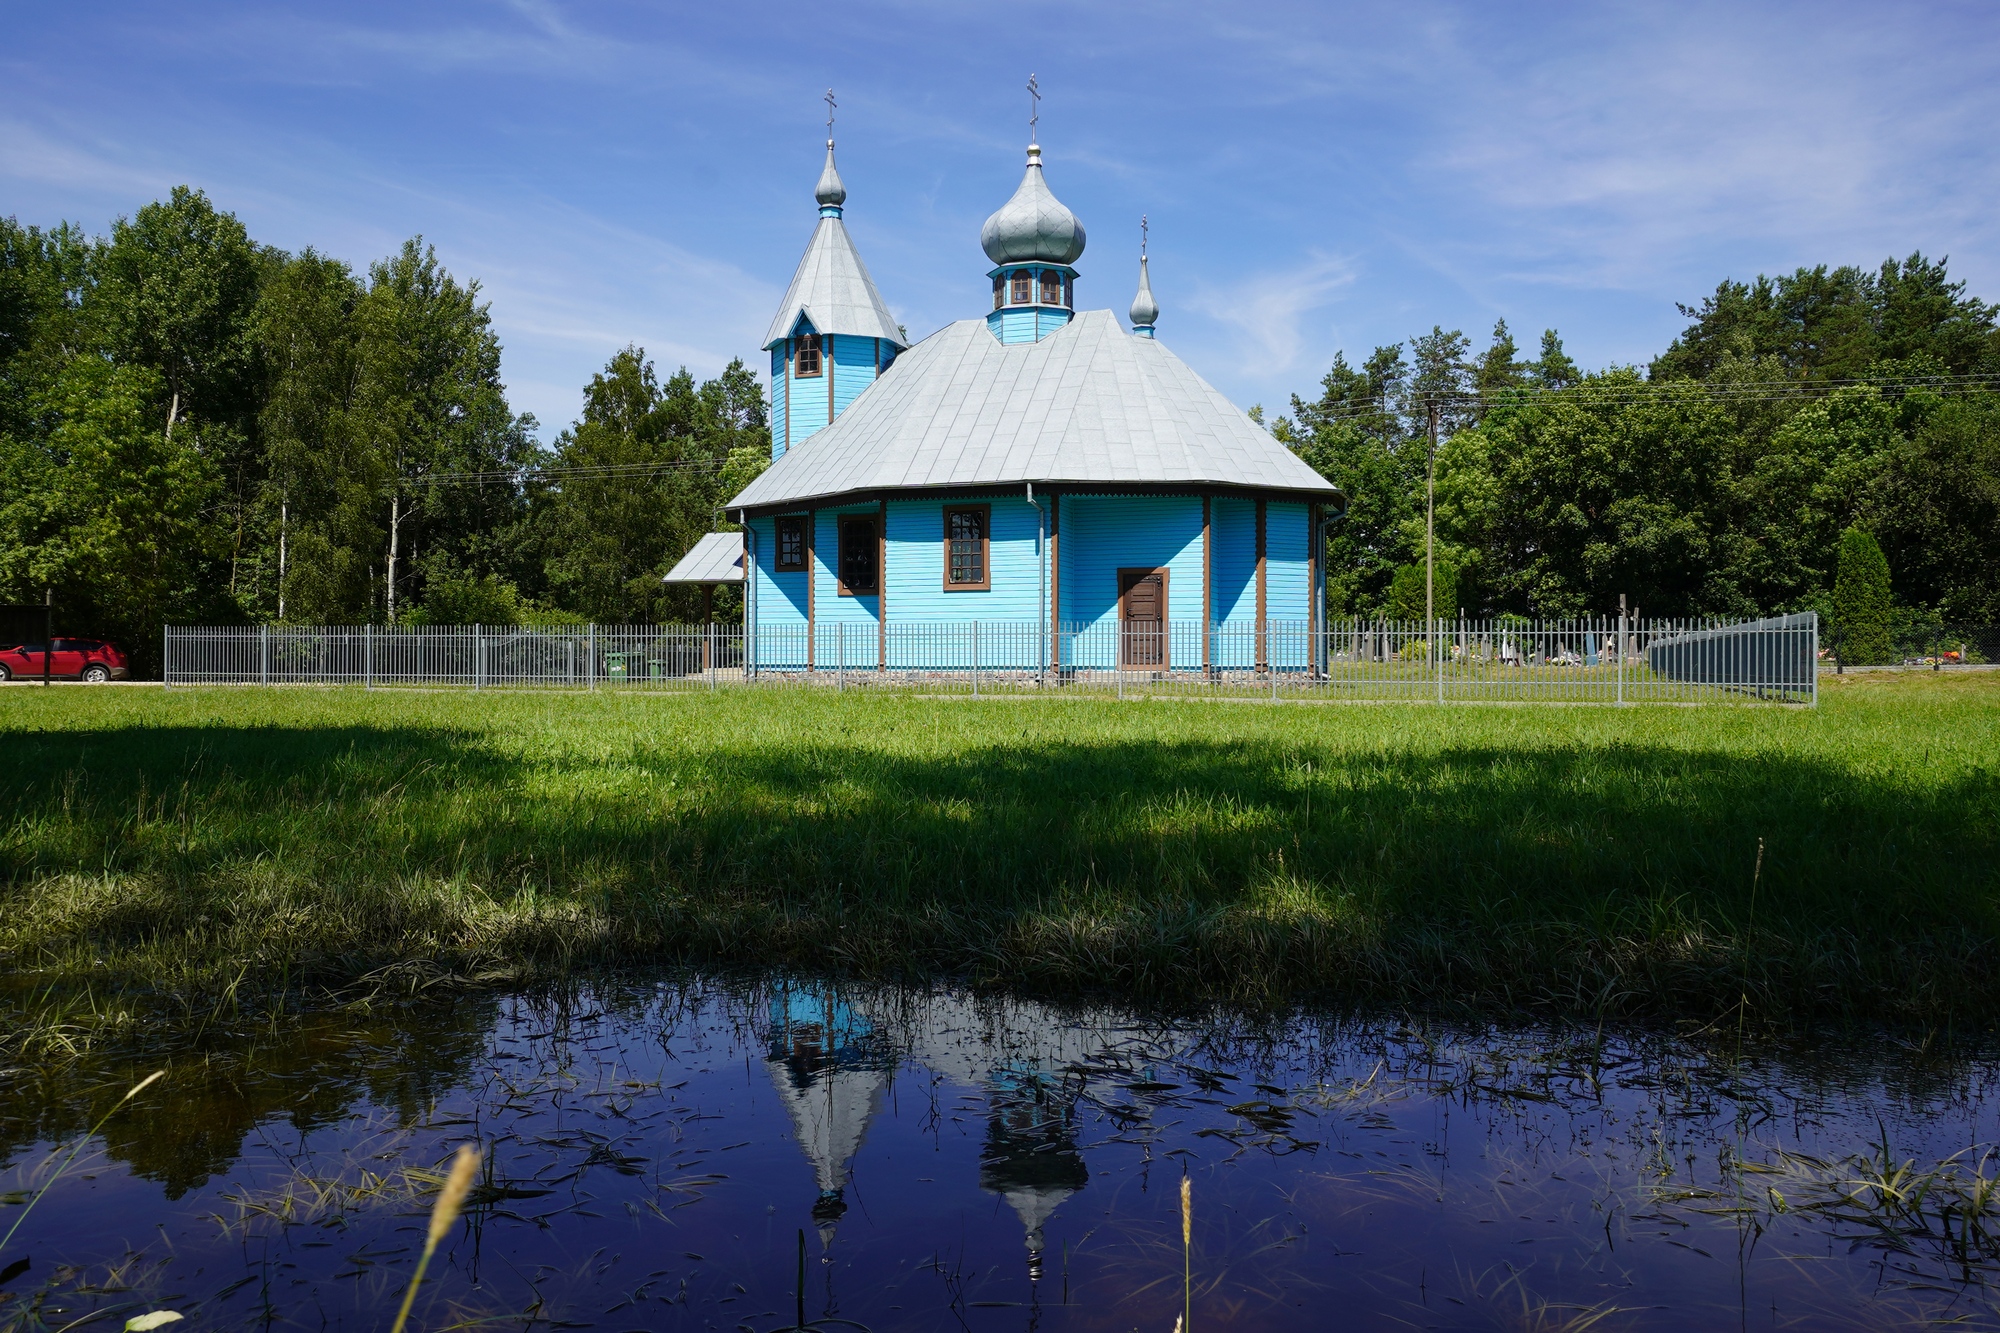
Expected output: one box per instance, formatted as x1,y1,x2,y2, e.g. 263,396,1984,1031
728,125,1344,673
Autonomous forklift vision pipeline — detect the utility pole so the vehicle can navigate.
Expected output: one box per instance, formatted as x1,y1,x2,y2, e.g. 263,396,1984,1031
1426,400,1439,691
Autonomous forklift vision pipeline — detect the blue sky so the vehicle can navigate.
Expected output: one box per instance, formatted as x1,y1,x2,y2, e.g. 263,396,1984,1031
6,1,1998,437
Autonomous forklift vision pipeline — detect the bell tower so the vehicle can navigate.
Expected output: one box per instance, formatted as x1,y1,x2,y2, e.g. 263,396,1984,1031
765,91,907,458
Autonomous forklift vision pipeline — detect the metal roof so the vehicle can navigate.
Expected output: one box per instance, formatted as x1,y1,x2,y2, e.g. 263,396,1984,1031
762,214,906,352
729,310,1343,511
661,532,745,584
980,146,1086,266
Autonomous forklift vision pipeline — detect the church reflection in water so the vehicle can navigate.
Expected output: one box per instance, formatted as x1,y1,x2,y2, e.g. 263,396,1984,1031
763,986,1127,1286
977,1063,1089,1281
764,985,896,1249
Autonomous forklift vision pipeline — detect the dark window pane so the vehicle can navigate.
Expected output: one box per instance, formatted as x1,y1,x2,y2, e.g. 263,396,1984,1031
840,518,877,594
1039,270,1061,304
776,516,806,570
993,276,1005,311
1010,271,1032,304
946,508,987,586
795,333,822,376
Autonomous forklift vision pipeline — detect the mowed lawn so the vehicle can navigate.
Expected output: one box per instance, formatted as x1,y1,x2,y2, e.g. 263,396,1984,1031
2,673,1995,1024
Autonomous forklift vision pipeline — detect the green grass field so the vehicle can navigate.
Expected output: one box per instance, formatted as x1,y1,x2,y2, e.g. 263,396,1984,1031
2,673,1996,1030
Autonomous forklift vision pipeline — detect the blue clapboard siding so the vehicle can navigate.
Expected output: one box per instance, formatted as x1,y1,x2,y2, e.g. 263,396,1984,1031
1267,501,1310,668
1035,308,1073,340
788,321,830,443
769,348,789,458
1058,495,1204,668
885,497,1044,668
812,507,879,667
986,308,1042,345
1206,498,1254,667
830,335,879,416
746,516,808,670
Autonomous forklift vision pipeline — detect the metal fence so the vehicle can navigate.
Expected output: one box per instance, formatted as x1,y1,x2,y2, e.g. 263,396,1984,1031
164,614,1819,704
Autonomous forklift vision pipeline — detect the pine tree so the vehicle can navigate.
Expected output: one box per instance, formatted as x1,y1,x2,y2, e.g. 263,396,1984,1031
1830,526,1893,665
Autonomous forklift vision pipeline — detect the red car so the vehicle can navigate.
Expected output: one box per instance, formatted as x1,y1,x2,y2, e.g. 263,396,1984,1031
0,638,130,682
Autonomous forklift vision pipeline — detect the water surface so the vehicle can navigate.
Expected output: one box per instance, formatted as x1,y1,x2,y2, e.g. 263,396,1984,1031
7,977,2000,1331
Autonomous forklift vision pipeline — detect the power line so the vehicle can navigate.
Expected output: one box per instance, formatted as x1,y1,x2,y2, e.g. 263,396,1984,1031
1284,370,2000,429
391,456,731,491
386,370,2000,490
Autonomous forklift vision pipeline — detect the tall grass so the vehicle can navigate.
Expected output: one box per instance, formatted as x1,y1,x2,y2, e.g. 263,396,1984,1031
0,672,1994,1025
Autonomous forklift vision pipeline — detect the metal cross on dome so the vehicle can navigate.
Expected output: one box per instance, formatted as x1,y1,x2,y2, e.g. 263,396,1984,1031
1141,214,1149,258
1026,73,1040,144
824,88,836,139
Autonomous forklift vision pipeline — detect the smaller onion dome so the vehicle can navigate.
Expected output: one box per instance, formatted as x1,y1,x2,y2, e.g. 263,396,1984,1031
815,141,846,208
980,145,1086,265
1129,254,1158,329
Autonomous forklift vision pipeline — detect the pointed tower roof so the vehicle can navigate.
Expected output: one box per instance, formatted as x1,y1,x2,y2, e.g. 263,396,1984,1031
763,141,907,352
1130,256,1158,330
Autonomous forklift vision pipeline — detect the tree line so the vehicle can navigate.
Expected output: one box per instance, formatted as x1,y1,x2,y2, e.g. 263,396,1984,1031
0,188,769,670
1276,256,2000,638
4,187,1998,671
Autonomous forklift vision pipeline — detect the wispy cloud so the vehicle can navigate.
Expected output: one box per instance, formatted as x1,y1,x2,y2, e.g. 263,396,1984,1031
1185,253,1355,378
0,120,176,204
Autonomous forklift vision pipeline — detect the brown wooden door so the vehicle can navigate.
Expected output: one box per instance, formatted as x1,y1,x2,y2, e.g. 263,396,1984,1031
1119,568,1168,668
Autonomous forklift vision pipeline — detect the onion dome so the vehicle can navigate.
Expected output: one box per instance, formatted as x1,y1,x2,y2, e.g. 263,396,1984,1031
980,145,1086,265
1129,254,1158,330
815,141,846,209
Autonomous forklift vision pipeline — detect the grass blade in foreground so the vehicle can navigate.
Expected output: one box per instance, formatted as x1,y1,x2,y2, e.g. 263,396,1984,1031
0,1069,164,1258
388,1144,480,1333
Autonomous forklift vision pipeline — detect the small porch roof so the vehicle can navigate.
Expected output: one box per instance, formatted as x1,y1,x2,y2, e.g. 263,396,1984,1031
661,532,745,584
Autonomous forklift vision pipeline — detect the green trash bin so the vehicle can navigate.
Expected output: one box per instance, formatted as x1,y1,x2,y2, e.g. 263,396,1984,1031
604,652,633,680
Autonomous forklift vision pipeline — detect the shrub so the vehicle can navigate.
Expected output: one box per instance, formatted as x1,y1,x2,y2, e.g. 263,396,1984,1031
1831,527,1893,664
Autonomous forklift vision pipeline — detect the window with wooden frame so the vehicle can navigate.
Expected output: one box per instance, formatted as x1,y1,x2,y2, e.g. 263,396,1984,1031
1039,269,1062,305
793,333,823,377
774,515,807,571
1009,270,1034,305
837,516,877,595
942,505,990,590
992,276,1005,311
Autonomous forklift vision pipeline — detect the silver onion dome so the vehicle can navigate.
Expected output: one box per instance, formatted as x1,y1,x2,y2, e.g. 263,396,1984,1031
1129,254,1158,327
980,145,1086,265
815,141,846,208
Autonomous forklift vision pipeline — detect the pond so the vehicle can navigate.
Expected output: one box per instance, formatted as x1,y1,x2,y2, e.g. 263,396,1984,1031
7,976,2000,1331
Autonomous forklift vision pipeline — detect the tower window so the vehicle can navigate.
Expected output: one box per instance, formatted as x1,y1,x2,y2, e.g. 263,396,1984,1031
993,276,1005,311
794,333,822,377
943,505,990,590
837,516,877,595
775,515,807,571
1063,274,1073,305
1039,270,1062,305
1010,271,1033,305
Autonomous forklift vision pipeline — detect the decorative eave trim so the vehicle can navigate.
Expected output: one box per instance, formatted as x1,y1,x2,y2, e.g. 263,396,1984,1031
736,479,1347,521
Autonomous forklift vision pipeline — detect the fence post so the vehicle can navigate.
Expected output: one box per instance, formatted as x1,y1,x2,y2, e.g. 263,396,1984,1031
475,624,483,690
365,624,373,690
587,624,597,691
708,623,716,691
1616,600,1626,706
162,625,171,689
838,622,845,693
260,624,269,688
972,620,980,698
